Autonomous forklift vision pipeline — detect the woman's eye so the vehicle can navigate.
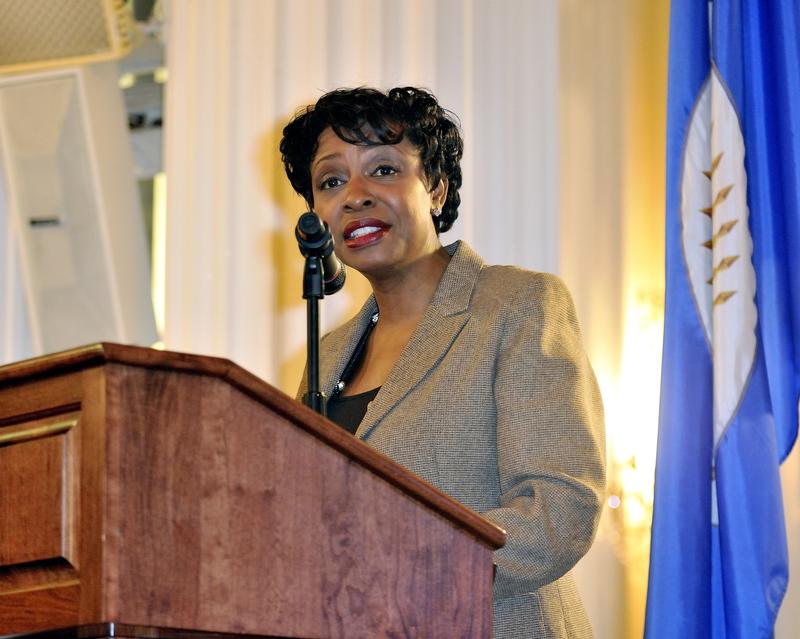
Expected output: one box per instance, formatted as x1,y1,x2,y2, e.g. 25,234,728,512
318,176,344,190
372,165,398,177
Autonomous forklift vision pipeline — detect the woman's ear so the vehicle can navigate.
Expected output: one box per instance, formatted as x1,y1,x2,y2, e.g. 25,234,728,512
431,178,449,210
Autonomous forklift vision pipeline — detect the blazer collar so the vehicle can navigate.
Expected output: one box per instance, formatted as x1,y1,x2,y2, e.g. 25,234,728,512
350,240,484,439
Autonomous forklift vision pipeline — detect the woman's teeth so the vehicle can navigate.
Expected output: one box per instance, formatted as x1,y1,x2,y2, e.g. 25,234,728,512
348,226,381,239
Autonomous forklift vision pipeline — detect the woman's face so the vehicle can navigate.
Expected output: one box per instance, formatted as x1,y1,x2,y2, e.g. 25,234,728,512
310,127,446,279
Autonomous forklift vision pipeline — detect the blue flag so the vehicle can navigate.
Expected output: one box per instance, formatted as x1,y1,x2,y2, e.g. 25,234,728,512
645,1,800,637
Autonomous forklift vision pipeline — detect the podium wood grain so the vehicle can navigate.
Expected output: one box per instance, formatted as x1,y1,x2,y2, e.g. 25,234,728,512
0,344,504,638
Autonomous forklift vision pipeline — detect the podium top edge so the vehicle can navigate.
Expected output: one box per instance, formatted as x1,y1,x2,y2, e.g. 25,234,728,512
0,342,507,550
0,342,235,383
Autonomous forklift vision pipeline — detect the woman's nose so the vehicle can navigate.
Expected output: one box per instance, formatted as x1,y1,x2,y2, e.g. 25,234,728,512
343,175,374,210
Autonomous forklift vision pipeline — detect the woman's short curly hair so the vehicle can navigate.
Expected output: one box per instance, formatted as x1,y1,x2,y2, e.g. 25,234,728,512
280,86,463,234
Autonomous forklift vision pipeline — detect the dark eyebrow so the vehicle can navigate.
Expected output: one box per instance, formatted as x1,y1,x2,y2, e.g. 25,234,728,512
311,152,340,172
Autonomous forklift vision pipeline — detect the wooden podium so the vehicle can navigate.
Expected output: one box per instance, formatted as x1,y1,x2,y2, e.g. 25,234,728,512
0,344,504,638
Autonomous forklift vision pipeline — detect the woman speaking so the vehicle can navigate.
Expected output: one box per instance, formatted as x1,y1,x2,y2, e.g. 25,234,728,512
281,87,605,638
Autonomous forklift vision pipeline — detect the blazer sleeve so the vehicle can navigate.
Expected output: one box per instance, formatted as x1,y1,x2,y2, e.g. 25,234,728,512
482,272,606,599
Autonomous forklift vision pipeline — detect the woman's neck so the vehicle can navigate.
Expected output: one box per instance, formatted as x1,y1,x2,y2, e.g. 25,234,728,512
339,245,452,396
368,245,451,327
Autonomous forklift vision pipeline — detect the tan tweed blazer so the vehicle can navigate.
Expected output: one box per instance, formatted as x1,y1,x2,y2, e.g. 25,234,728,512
303,241,606,638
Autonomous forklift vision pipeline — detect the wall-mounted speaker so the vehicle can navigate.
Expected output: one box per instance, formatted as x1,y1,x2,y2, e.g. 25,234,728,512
0,64,158,356
0,0,136,76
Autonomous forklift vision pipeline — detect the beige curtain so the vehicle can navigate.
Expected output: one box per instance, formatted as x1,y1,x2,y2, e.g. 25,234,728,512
161,0,619,635
163,0,560,392
560,1,668,635
162,1,799,637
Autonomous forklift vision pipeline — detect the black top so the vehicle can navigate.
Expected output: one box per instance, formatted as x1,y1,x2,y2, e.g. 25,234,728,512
327,387,380,434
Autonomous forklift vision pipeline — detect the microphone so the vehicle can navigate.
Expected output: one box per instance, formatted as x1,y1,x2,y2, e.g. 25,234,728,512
295,212,346,295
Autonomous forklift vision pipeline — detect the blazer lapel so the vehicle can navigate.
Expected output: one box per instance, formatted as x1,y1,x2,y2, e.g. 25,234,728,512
355,241,484,440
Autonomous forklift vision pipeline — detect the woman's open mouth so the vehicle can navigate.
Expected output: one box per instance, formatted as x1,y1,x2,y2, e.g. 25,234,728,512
343,219,391,248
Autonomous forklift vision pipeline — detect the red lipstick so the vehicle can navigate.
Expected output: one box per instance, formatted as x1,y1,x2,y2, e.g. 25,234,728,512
343,218,391,248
